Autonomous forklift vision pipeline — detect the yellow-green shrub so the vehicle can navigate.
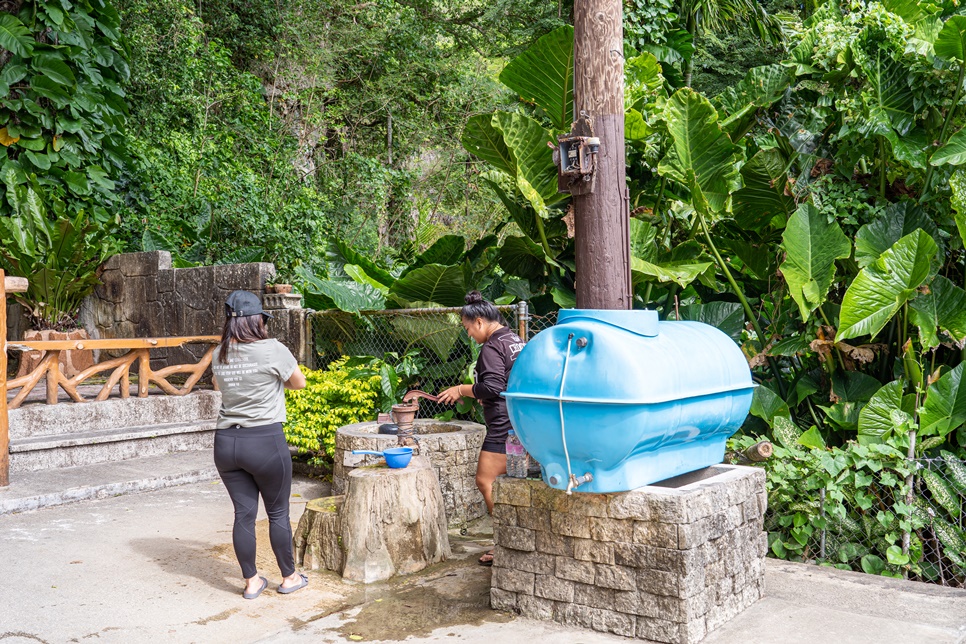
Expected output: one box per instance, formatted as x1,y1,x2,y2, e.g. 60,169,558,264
284,358,382,464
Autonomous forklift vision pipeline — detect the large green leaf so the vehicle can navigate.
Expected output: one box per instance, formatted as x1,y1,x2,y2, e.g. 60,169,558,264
929,126,966,166
631,257,713,288
498,235,547,281
718,236,776,280
625,51,664,113
389,312,462,361
344,264,390,296
327,239,395,288
857,47,917,135
31,54,76,86
883,0,941,24
831,371,884,403
672,301,744,341
732,149,795,231
493,112,558,214
920,363,966,438
484,176,539,242
857,381,907,444
410,235,465,271
749,384,789,423
659,88,742,215
854,202,941,268
909,276,966,349
780,203,852,321
463,113,558,216
935,15,966,62
950,168,966,249
462,115,514,176
389,264,467,308
837,230,938,341
629,218,657,262
499,25,573,131
715,64,792,134
908,16,943,58
0,14,33,58
316,279,385,314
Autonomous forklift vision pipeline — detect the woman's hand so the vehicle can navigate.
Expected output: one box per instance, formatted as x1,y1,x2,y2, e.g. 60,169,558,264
437,385,466,405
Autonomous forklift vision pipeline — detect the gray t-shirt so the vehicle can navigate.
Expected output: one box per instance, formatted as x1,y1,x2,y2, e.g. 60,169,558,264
211,339,299,429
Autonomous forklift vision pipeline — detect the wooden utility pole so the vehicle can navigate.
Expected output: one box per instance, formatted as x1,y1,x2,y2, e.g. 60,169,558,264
1,270,28,487
573,0,632,309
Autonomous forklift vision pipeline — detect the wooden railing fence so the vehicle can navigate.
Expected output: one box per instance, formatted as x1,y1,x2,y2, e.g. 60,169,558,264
6,336,220,409
2,268,219,487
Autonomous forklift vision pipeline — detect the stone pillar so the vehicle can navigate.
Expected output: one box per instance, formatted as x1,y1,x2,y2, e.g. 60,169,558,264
489,465,767,644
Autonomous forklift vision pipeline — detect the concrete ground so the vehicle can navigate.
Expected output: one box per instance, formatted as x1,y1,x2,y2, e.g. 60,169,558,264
1,477,965,644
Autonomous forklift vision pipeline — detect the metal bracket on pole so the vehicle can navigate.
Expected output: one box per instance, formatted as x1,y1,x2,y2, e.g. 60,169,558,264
552,116,599,196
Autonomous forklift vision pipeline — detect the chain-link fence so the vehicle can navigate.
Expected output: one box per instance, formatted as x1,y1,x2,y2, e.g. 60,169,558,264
764,453,966,588
309,303,557,418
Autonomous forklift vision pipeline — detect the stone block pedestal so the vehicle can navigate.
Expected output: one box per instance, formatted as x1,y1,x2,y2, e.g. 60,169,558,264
489,465,767,644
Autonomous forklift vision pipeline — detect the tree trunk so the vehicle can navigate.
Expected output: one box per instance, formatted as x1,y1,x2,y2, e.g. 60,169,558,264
573,0,632,310
294,495,345,573
339,456,450,583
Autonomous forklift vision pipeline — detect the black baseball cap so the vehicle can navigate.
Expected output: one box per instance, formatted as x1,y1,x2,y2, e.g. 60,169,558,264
225,290,274,319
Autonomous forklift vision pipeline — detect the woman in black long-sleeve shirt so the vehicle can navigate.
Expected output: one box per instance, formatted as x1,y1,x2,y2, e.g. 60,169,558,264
438,291,524,564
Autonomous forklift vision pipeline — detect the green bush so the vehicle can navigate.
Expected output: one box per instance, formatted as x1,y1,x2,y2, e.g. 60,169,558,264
284,359,382,465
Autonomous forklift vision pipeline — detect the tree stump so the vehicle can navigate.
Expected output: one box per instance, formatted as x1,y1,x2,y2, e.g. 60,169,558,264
341,455,450,583
294,495,345,573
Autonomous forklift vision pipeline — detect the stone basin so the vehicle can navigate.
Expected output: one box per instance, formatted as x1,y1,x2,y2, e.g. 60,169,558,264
333,419,487,527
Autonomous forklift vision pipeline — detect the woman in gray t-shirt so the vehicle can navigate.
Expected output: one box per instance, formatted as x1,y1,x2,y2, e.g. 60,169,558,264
211,290,308,599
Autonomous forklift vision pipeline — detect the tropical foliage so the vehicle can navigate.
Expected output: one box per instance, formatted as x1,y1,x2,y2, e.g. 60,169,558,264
0,0,128,327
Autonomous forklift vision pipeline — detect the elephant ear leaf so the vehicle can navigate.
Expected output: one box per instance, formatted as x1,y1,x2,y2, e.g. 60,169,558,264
935,15,966,63
928,127,966,167
658,88,742,216
499,25,574,132
389,264,467,308
858,381,907,445
462,114,515,176
732,149,796,231
780,203,852,321
715,64,792,135
909,275,966,349
920,363,966,438
837,230,938,341
950,168,966,250
462,112,558,216
854,201,941,268
493,112,559,215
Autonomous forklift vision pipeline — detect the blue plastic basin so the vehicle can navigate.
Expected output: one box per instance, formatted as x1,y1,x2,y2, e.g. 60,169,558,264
504,309,755,493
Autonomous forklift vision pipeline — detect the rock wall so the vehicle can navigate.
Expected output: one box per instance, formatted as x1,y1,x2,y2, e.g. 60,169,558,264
489,465,767,644
77,251,309,368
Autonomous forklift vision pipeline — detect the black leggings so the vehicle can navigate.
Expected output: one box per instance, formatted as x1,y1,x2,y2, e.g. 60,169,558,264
213,423,295,579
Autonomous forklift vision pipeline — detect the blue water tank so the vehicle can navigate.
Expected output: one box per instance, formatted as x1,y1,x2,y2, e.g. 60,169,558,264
504,309,755,493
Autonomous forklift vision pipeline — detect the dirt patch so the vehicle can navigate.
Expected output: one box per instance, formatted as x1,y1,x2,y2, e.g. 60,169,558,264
192,608,240,626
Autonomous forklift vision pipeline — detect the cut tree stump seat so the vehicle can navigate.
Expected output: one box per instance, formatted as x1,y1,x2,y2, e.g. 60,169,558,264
294,455,450,583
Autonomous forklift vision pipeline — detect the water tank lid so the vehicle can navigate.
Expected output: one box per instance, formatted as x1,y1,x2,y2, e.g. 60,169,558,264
557,309,659,337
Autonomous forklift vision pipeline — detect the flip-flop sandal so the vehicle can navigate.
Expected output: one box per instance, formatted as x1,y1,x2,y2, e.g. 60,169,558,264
243,576,268,599
277,573,309,594
478,550,495,567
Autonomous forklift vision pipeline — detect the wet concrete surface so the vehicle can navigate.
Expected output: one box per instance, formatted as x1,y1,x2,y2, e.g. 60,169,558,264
1,476,964,644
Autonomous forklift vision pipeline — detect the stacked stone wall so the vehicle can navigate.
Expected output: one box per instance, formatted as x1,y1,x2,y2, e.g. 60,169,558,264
489,465,767,644
75,251,309,369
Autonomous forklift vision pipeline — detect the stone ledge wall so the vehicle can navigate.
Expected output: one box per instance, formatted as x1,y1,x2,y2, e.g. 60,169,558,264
76,251,309,368
489,465,767,644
